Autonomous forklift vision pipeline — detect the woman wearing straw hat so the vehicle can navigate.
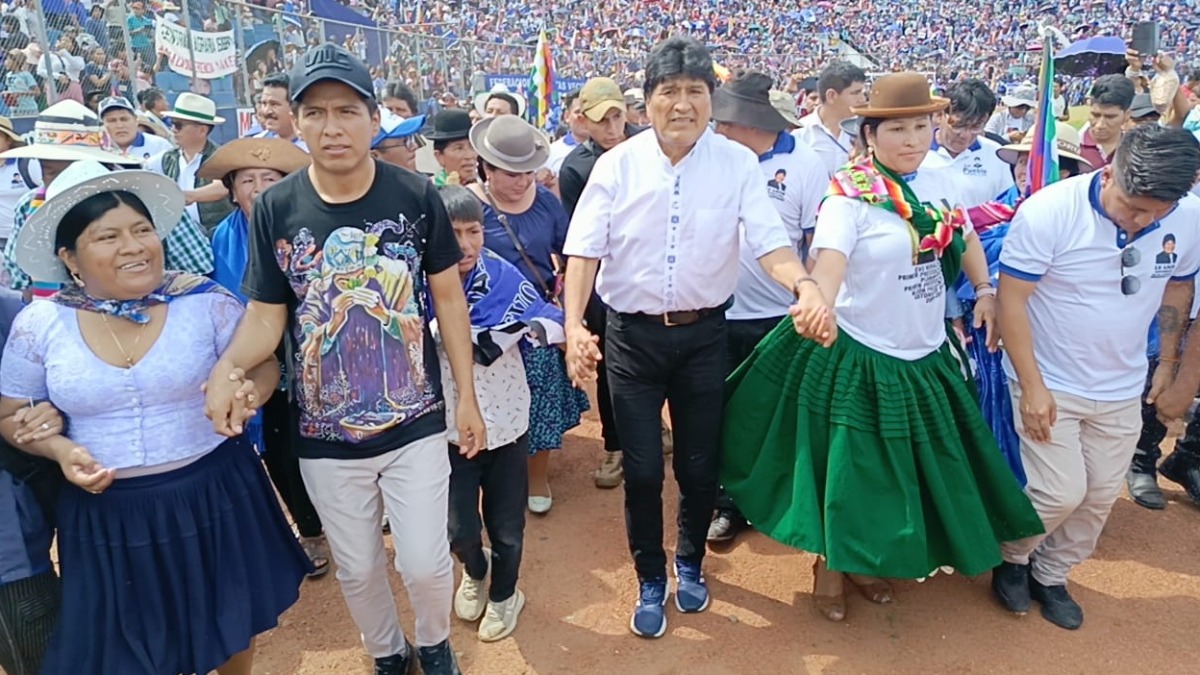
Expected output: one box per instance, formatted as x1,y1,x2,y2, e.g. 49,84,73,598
196,137,333,578
467,115,588,514
0,161,310,675
720,72,1043,622
952,122,1093,490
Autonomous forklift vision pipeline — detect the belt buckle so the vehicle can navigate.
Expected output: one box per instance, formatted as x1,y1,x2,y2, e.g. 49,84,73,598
663,311,677,327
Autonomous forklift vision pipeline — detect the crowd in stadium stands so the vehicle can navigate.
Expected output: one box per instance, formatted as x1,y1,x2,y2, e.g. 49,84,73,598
2,0,1198,116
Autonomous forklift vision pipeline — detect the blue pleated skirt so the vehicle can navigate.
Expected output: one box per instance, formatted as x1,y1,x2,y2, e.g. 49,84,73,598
963,303,1026,487
41,437,311,675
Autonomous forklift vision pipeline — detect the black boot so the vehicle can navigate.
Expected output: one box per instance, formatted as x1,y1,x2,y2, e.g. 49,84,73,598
991,561,1031,613
417,639,461,675
1160,451,1200,505
374,640,416,675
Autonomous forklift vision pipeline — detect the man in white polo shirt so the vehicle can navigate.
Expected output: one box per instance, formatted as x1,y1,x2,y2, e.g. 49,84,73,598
994,125,1200,630
708,70,827,542
99,96,173,162
923,79,1015,207
794,60,866,177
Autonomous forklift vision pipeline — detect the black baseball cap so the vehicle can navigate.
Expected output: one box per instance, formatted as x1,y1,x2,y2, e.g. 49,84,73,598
290,42,375,103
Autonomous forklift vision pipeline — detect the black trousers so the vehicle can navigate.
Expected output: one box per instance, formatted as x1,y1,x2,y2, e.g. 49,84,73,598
0,570,59,675
606,309,728,579
1134,358,1200,473
260,394,323,538
715,316,784,513
448,435,529,603
585,294,621,452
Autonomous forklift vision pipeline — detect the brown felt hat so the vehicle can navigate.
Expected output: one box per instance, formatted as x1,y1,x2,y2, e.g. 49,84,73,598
851,72,949,119
197,137,310,181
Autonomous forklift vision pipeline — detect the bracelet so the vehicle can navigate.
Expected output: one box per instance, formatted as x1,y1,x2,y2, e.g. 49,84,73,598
974,281,993,291
1160,356,1180,364
976,287,997,299
793,276,819,297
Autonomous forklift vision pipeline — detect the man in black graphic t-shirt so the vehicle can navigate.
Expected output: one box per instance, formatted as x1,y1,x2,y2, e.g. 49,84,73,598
204,43,483,675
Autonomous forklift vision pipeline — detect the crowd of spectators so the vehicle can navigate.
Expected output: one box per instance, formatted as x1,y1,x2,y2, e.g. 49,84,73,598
1,0,1197,117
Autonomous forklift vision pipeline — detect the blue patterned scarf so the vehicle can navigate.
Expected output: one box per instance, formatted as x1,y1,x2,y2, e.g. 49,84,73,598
52,271,237,323
463,248,563,329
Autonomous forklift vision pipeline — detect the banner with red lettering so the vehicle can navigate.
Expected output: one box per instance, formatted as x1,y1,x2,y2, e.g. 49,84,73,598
155,21,238,79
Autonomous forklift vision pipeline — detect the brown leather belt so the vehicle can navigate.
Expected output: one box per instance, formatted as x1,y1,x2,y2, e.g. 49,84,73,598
626,306,721,326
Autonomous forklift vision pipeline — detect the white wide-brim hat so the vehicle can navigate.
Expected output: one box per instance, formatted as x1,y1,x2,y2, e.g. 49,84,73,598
14,162,184,284
0,100,142,166
163,92,226,125
474,84,527,117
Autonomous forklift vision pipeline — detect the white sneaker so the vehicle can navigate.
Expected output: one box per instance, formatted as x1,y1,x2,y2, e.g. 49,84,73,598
454,549,490,621
478,589,526,642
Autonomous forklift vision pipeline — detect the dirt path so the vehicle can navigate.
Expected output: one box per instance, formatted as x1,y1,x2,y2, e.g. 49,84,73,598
254,412,1200,674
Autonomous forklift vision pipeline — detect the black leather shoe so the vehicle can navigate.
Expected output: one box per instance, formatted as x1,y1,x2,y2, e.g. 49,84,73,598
417,639,462,675
374,640,416,675
1126,469,1167,510
1029,577,1083,630
1159,452,1200,505
991,562,1031,613
707,510,747,543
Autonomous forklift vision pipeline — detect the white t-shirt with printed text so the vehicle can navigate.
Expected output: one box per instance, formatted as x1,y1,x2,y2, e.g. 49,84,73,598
1000,174,1200,401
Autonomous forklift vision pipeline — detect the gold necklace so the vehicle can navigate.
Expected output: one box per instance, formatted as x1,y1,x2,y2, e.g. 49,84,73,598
100,314,148,368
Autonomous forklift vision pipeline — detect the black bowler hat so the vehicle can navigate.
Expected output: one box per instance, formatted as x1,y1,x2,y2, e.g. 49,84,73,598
711,71,789,133
425,109,473,141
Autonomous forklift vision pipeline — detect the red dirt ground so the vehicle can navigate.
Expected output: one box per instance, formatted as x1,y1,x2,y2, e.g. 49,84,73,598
253,406,1200,675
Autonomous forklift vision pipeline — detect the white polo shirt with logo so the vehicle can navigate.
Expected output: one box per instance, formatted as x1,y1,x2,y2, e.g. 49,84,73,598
921,136,1015,207
729,132,827,320
1000,173,1200,401
119,132,174,163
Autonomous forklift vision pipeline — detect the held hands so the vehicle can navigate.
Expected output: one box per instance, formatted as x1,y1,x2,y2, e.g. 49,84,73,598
11,402,65,445
973,295,1000,353
456,400,488,459
565,324,602,387
1019,382,1057,444
1148,365,1194,425
202,365,263,437
789,280,836,347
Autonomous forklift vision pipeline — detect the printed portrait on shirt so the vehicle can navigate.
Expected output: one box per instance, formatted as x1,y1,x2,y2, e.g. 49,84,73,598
767,168,787,200
1156,234,1178,266
274,218,435,444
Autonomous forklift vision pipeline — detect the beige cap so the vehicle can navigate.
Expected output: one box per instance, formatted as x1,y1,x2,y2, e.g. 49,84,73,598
580,77,626,122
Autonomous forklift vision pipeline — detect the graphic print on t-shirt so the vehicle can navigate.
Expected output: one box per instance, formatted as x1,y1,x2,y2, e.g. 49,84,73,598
1153,233,1179,277
275,218,435,444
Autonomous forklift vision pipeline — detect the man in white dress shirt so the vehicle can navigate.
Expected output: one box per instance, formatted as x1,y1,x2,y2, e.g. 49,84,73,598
794,60,867,177
707,70,827,543
562,36,829,639
995,125,1200,630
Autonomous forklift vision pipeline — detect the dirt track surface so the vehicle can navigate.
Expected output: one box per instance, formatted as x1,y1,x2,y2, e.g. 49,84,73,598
254,409,1200,675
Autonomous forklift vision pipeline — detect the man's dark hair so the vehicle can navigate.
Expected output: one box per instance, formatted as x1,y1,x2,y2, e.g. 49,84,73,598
1090,74,1135,111
261,72,291,95
433,137,466,153
944,78,996,124
1112,124,1200,202
1165,233,1177,245
485,93,519,115
817,60,867,103
644,36,716,96
563,88,582,108
136,87,165,110
382,80,418,113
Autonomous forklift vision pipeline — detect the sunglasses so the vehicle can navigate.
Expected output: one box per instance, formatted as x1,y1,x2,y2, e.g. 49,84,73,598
1120,246,1141,296
375,135,425,152
171,120,197,131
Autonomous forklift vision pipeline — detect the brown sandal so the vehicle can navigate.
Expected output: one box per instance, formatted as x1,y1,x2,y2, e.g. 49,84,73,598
300,535,331,579
846,574,895,605
812,558,846,622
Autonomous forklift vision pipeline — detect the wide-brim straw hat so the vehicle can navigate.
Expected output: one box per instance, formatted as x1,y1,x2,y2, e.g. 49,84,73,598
851,72,949,118
469,115,549,173
163,92,226,125
996,121,1093,170
14,163,183,284
0,116,24,147
197,137,311,182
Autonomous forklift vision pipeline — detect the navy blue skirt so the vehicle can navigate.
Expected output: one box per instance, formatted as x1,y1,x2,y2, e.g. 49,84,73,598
41,437,311,675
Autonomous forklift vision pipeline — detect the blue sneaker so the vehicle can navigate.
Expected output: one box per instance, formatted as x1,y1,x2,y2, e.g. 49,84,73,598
630,578,668,638
674,558,710,613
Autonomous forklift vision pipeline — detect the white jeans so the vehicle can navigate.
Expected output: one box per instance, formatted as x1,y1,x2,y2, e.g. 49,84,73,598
1001,382,1141,586
300,432,453,656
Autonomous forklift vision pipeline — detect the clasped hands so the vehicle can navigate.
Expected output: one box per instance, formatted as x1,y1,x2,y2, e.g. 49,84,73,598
203,365,265,437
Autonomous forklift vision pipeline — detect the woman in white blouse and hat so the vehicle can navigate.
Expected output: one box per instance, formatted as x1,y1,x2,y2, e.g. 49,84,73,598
0,162,309,675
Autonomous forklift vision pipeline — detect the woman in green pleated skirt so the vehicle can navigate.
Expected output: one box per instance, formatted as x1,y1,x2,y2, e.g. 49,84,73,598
721,73,1044,622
